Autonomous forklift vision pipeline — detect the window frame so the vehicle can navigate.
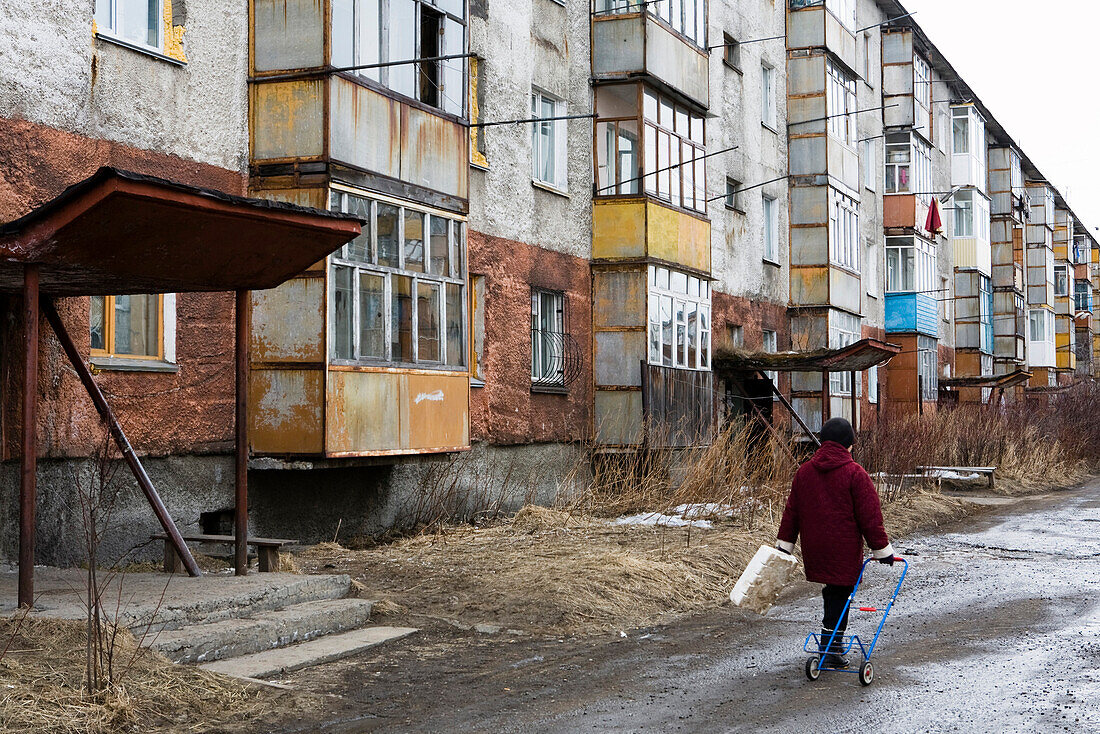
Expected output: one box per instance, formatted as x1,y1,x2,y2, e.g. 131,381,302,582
760,64,777,130
94,0,164,54
90,293,166,361
647,265,712,372
885,234,936,294
825,0,856,30
593,0,706,48
722,33,742,72
531,288,567,388
829,188,860,273
917,335,938,401
1054,264,1069,297
828,311,861,396
531,89,568,191
725,177,744,213
885,131,932,203
863,139,877,191
594,84,707,215
826,59,858,146
329,189,468,369
331,0,468,118
762,328,779,390
762,193,780,264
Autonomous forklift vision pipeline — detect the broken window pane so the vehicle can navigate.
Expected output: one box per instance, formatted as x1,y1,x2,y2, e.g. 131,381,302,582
359,272,385,359
445,283,464,367
392,275,413,362
90,296,106,351
377,204,400,268
404,210,425,272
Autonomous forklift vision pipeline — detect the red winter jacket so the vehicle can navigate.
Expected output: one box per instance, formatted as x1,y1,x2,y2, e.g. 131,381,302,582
777,441,893,586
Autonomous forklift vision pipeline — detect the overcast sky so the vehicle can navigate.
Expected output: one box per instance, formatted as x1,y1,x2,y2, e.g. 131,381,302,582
899,0,1100,234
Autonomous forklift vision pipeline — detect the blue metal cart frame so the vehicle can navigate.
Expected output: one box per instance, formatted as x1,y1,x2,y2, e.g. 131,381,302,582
802,555,908,686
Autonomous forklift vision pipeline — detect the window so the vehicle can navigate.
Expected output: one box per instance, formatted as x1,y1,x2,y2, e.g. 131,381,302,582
829,189,859,272
761,65,777,129
94,0,162,50
980,275,994,354
918,335,938,401
936,110,950,154
593,0,705,47
863,139,876,191
1074,280,1092,313
825,0,856,29
762,329,778,389
595,85,706,213
867,364,879,403
1054,264,1069,297
865,238,878,296
531,90,567,190
725,178,743,212
940,275,950,335
727,324,744,348
330,190,466,367
90,294,164,360
531,290,565,387
861,32,873,83
886,235,936,293
951,190,989,241
331,0,466,116
913,55,931,119
829,312,861,395
648,265,711,371
1029,309,1050,342
723,34,742,71
826,60,858,145
763,194,779,263
952,106,988,191
885,132,932,203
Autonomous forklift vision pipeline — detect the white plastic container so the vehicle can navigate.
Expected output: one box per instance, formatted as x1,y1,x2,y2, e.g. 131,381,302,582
730,545,801,614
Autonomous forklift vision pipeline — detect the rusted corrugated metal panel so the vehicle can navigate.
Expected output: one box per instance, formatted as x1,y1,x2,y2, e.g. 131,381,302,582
592,199,646,260
399,103,469,202
404,373,470,450
250,368,325,454
330,78,402,183
593,269,646,329
642,363,714,448
594,331,645,388
326,369,470,454
251,276,325,363
252,0,325,72
594,389,643,446
251,80,325,161
646,201,710,273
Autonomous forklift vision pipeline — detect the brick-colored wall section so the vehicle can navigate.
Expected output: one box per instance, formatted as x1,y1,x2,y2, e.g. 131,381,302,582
468,231,591,445
0,118,246,459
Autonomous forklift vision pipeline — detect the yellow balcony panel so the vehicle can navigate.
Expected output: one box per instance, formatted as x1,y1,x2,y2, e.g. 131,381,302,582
791,265,830,307
592,199,710,273
953,237,992,276
251,80,325,161
646,200,710,272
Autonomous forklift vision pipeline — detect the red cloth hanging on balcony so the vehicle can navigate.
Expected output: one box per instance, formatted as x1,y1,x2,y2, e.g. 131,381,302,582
924,196,944,236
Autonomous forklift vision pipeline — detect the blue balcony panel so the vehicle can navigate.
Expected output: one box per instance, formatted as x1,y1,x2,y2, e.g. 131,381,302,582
885,292,939,336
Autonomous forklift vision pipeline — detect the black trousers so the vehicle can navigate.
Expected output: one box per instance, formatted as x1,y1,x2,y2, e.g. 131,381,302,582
822,583,855,637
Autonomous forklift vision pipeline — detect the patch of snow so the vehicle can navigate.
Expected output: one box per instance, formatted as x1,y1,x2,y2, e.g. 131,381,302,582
612,512,714,530
928,470,981,480
670,503,737,520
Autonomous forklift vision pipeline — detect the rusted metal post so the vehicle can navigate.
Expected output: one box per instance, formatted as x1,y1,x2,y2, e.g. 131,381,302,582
850,370,858,432
235,290,249,576
42,301,201,577
19,266,39,609
764,373,821,448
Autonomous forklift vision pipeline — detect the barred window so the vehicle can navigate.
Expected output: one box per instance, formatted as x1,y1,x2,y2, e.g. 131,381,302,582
531,289,565,387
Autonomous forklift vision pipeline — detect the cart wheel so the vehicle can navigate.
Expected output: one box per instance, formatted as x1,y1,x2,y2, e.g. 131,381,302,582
858,660,874,686
805,655,821,681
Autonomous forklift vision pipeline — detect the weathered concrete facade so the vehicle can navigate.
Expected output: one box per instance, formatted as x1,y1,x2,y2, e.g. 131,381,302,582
1,0,1097,567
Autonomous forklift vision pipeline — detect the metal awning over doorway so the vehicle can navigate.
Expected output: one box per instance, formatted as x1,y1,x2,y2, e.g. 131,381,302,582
713,338,902,447
0,167,362,608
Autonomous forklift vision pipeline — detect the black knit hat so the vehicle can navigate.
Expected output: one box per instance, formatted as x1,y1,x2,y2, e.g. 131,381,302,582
820,417,855,449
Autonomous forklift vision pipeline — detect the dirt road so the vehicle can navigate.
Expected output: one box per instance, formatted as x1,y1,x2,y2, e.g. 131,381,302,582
272,480,1100,733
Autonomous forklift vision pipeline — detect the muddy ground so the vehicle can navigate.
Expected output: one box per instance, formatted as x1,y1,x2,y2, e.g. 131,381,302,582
257,479,1099,733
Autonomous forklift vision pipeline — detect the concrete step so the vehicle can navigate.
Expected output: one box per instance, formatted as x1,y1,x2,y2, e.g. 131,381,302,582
150,598,376,664
200,625,418,679
120,573,355,633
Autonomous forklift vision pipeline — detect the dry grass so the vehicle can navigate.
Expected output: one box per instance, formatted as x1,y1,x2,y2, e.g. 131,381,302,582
0,618,298,734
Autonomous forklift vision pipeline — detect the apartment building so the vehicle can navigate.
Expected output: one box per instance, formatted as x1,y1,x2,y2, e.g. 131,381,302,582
1,0,1097,568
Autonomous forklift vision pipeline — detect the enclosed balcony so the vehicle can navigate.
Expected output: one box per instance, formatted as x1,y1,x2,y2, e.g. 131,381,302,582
885,235,938,336
788,0,858,73
250,0,469,209
1027,308,1056,368
989,147,1027,222
592,0,709,108
951,105,987,192
881,30,931,139
951,190,992,276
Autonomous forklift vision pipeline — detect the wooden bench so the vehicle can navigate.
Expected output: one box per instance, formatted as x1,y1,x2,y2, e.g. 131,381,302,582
917,466,996,488
153,533,298,573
